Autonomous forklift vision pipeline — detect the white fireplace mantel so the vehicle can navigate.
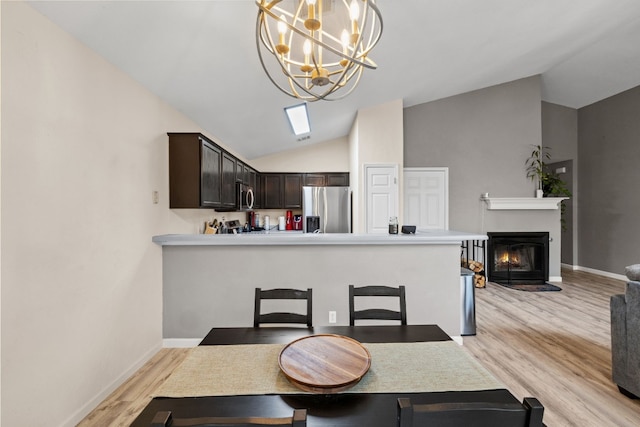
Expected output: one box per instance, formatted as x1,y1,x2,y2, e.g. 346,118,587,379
482,197,568,210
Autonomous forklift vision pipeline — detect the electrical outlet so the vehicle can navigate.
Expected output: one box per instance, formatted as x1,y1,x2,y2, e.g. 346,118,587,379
152,190,159,204
329,311,337,324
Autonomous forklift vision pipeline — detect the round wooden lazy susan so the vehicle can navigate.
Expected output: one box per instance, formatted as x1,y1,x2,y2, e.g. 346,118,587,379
278,334,372,394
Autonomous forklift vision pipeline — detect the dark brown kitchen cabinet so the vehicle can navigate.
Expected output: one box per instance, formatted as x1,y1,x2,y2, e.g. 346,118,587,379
284,174,303,208
303,172,349,187
247,167,260,208
304,173,326,186
262,174,283,209
168,133,222,208
326,173,349,186
236,161,246,184
221,152,236,208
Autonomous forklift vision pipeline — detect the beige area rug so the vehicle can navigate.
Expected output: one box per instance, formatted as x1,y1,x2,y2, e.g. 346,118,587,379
155,341,503,397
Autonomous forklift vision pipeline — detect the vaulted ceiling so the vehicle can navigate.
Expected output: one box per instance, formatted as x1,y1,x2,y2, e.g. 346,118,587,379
27,0,640,159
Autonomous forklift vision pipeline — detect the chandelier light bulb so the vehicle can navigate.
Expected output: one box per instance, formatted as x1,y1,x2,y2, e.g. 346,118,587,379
340,30,350,67
276,15,289,54
303,39,313,55
277,15,287,36
301,39,313,73
349,0,360,21
305,0,321,31
350,0,360,43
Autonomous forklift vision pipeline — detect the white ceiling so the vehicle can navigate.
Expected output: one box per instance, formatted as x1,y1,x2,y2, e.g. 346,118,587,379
27,0,640,160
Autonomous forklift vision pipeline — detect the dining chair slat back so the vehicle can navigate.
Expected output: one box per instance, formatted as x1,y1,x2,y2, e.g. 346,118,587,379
349,285,407,326
254,288,313,328
397,397,544,427
151,409,307,426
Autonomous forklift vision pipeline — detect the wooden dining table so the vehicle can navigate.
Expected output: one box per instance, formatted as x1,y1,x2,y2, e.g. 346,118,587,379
130,325,521,427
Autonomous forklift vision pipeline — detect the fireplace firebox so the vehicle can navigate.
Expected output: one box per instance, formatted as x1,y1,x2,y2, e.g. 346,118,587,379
487,232,549,284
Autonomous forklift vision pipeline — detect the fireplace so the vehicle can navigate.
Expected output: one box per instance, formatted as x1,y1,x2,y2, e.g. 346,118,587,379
487,232,549,284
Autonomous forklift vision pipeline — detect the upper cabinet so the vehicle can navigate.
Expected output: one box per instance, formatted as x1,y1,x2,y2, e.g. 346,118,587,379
303,173,349,187
168,133,222,208
221,152,237,209
284,174,303,209
261,173,283,209
246,167,260,208
326,173,349,186
303,173,326,186
168,133,349,210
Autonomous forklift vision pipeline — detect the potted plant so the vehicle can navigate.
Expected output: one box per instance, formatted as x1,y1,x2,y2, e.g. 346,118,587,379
525,144,572,230
525,144,550,198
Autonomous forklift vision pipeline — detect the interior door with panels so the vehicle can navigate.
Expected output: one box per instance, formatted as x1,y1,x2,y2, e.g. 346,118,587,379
365,165,398,234
403,168,448,230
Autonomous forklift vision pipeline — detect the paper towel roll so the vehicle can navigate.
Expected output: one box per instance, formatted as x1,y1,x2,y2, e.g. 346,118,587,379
278,216,286,230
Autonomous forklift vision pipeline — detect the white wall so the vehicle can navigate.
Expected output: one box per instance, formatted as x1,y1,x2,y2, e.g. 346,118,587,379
350,99,404,232
0,3,222,425
250,136,349,172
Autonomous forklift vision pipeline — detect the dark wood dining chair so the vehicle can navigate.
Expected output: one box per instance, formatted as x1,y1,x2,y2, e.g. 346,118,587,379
151,409,307,426
254,288,313,327
349,284,407,325
397,397,544,427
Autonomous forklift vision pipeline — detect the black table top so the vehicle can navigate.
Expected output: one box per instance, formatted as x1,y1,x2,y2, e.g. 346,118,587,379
131,325,512,427
132,390,517,427
199,324,452,346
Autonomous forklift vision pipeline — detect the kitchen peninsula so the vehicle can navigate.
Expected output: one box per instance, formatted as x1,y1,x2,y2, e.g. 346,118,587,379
153,230,486,342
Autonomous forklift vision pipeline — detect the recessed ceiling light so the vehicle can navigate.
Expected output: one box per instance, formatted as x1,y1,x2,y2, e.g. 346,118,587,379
284,103,311,136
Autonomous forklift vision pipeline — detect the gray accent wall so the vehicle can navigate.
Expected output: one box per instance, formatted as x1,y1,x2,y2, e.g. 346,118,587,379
404,76,543,232
542,102,578,266
578,85,640,274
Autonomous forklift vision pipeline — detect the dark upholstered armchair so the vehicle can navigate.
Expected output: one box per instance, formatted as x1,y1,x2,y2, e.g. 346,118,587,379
611,277,640,398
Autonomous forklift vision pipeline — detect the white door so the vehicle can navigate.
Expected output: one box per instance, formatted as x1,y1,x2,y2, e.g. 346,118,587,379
365,165,398,234
403,168,448,230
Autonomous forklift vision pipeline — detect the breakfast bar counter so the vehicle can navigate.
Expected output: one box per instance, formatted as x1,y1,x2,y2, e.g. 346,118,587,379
152,229,486,246
153,230,486,342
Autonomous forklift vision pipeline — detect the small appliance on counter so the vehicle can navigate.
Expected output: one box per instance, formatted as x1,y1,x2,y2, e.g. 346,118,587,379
285,210,293,230
224,219,243,234
245,211,264,232
247,211,255,231
293,214,303,230
306,216,320,233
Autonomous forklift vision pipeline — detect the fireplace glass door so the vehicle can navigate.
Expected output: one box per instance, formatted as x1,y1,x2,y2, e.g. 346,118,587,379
487,232,549,284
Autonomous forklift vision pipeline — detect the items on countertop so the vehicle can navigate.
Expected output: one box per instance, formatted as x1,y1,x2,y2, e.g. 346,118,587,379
388,216,398,234
202,211,304,234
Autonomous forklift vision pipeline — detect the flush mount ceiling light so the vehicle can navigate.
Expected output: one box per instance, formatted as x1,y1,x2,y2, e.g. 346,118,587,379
284,103,311,135
256,0,383,101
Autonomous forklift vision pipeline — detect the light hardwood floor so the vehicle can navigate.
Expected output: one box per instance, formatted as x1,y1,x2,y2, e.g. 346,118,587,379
78,269,640,427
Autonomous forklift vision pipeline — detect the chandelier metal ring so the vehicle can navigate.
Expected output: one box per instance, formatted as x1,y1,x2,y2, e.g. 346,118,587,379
256,0,383,101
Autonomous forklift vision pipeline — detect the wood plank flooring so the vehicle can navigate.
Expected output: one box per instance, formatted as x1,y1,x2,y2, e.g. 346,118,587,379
78,269,640,427
463,269,640,427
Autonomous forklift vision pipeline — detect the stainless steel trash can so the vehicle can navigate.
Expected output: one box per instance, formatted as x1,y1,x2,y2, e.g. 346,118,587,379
460,267,476,336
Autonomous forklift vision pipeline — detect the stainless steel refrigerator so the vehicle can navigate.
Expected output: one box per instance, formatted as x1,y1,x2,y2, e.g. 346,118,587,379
302,186,351,233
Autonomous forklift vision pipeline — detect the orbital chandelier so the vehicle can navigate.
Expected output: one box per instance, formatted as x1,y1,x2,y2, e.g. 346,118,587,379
256,0,383,101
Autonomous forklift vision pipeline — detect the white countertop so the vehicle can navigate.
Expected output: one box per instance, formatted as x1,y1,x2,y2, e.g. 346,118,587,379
152,229,487,246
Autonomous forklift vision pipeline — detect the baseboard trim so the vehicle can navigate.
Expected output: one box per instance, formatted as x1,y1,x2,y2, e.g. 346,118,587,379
61,342,162,427
561,263,579,271
550,276,563,283
163,338,201,348
574,265,627,282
